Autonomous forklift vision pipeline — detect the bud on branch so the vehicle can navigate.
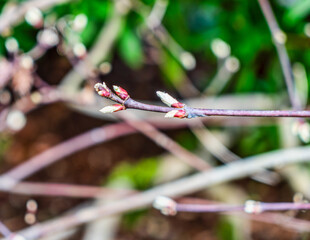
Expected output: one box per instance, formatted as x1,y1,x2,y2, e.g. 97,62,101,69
94,82,310,119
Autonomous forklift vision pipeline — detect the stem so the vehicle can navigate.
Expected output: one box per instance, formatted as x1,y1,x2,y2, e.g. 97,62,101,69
0,221,11,238
7,182,135,198
10,145,310,239
175,202,310,213
126,98,310,118
258,0,302,110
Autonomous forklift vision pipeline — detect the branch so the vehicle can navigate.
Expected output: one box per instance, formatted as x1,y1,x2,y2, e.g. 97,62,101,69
5,181,135,198
8,145,310,239
258,0,302,110
0,123,135,189
153,196,310,215
94,82,310,119
0,0,71,34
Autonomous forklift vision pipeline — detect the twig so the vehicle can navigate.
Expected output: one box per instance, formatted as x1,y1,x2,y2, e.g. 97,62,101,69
258,0,302,110
0,0,71,34
0,123,135,189
118,112,210,171
4,181,135,198
94,82,310,118
190,123,280,185
0,118,211,190
8,145,310,239
0,221,11,238
153,196,310,215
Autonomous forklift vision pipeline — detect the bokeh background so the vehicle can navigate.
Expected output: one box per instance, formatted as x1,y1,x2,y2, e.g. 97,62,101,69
1,0,310,239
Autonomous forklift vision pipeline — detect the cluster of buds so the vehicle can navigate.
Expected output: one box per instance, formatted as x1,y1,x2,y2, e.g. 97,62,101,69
94,82,111,98
156,91,187,119
94,82,129,114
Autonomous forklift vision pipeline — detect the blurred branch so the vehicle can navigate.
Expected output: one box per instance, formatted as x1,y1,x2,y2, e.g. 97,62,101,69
118,112,210,170
154,196,310,214
258,0,302,110
0,123,135,188
190,123,281,185
9,145,310,239
0,0,71,34
3,181,135,198
60,0,127,96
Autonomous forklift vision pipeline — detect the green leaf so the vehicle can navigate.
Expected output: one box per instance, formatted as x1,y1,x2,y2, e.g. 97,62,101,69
118,25,143,69
106,157,159,190
284,0,310,26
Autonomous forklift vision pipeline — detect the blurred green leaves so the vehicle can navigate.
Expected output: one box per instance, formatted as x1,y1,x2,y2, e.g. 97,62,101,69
106,157,159,190
118,24,143,69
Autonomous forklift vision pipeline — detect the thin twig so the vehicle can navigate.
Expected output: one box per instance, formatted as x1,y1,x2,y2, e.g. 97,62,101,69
4,181,135,198
94,82,310,118
0,221,11,238
258,0,302,110
8,145,310,239
118,112,210,171
0,0,71,34
153,196,310,215
0,123,135,189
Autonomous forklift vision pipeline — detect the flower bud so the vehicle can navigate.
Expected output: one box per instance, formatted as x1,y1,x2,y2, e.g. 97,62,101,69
73,42,86,59
113,85,129,100
156,91,184,108
5,37,19,53
99,104,125,114
37,28,59,48
94,82,111,98
244,200,262,214
165,109,187,119
25,7,43,28
153,196,177,216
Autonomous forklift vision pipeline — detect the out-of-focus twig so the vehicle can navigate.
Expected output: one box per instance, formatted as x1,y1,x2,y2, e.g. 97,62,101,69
258,0,302,110
8,145,310,239
0,0,71,34
0,123,135,189
118,112,210,170
60,0,127,96
153,196,310,214
3,181,135,198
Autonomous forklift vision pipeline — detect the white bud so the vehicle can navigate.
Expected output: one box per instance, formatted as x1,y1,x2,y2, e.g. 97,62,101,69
73,42,86,58
99,105,122,114
20,55,34,69
6,110,26,131
274,30,287,44
37,28,59,48
180,51,196,70
244,200,262,214
26,199,38,212
99,62,112,74
304,23,310,38
298,122,310,143
72,13,88,32
225,56,240,73
211,38,231,58
5,37,19,53
94,82,108,92
153,196,177,216
156,91,179,107
25,7,43,27
165,110,179,118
